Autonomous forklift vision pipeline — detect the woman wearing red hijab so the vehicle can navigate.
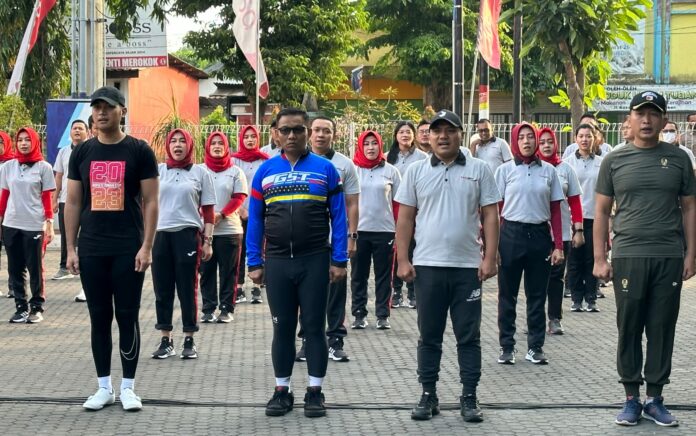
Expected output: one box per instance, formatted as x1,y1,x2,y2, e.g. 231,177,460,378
537,128,584,335
0,127,56,323
151,128,216,360
350,130,401,331
494,122,565,365
232,125,269,304
0,131,16,298
199,132,248,323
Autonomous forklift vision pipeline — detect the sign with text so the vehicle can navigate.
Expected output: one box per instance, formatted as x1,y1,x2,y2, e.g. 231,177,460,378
105,4,167,70
594,85,696,112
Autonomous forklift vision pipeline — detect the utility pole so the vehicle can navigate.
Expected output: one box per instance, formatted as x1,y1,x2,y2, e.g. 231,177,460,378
512,0,522,123
452,0,464,117
75,0,105,97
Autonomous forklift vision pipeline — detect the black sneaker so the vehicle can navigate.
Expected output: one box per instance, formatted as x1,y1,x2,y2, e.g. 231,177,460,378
597,289,606,298
351,316,367,329
303,387,326,418
407,298,417,309
376,317,391,330
460,394,484,422
296,339,307,362
391,296,403,309
236,289,247,304
411,392,439,420
181,336,198,359
570,302,584,312
152,337,175,359
265,386,294,417
328,339,349,362
497,348,515,364
251,287,263,304
9,310,28,323
586,302,600,312
563,288,571,298
525,347,548,364
216,310,233,323
201,313,215,323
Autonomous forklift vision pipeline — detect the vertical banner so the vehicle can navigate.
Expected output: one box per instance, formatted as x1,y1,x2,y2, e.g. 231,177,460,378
46,99,91,164
477,0,502,70
351,66,364,93
478,59,490,119
232,0,269,99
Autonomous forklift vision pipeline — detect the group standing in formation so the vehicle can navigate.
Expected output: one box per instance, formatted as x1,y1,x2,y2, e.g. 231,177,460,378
0,87,693,428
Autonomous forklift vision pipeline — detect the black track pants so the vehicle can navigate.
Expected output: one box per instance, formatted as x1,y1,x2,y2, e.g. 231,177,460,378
200,234,241,313
350,231,394,319
547,241,570,320
3,226,46,312
567,219,597,304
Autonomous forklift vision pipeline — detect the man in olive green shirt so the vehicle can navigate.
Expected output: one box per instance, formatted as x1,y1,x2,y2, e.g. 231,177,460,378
594,91,696,427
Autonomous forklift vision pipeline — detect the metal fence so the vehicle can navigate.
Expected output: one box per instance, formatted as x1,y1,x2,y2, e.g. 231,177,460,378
24,121,696,158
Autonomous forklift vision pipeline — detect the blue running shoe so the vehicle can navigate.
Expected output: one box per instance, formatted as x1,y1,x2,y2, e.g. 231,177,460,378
615,397,642,426
642,397,678,427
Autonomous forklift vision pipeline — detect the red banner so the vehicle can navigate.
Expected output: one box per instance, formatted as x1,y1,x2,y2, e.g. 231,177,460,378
29,0,57,51
477,0,502,70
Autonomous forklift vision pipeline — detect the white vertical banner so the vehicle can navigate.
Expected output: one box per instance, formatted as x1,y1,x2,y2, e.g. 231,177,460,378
232,0,269,99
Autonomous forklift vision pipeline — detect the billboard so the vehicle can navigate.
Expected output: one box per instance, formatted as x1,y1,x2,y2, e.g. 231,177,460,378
594,85,696,112
105,4,167,70
46,99,91,165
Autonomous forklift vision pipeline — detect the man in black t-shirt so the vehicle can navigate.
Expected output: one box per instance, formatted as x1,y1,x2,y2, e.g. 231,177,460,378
65,86,159,412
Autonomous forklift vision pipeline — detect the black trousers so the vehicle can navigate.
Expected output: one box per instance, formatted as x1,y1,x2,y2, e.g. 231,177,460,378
238,218,248,286
393,239,415,300
80,254,144,379
58,203,68,269
3,226,46,312
547,241,570,320
568,219,597,304
415,266,482,395
498,221,552,351
152,228,201,333
265,252,330,378
200,234,241,314
350,231,394,319
613,257,683,398
297,275,348,345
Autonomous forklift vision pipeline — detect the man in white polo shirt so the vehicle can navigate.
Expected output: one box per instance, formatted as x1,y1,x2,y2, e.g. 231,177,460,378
260,120,281,158
396,109,500,423
472,119,512,173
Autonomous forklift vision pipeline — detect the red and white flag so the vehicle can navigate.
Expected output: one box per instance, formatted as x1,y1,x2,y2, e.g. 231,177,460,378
232,0,269,99
7,0,57,95
477,0,502,70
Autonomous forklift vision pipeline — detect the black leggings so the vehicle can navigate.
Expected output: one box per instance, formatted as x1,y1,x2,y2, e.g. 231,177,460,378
265,252,330,378
80,254,145,379
350,231,394,319
238,219,248,286
567,219,597,304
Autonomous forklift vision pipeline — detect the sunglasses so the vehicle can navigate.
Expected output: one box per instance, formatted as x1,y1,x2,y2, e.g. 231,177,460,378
277,126,307,136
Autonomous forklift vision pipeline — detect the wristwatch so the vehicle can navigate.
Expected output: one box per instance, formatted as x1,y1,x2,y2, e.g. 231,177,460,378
348,232,359,240
203,235,213,245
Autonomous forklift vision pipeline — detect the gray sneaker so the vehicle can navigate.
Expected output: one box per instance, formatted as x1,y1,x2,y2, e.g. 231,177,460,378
376,317,391,330
216,310,233,323
52,268,74,280
201,313,215,323
497,348,515,364
547,319,564,335
351,316,368,329
26,310,43,324
181,337,198,359
586,302,600,312
570,302,584,312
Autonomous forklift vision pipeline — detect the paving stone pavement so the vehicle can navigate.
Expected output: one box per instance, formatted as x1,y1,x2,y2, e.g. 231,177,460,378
0,248,695,435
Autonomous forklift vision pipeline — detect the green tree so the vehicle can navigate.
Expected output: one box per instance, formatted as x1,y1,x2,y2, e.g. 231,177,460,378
0,95,33,135
174,0,367,118
0,0,70,123
171,45,211,71
510,0,650,127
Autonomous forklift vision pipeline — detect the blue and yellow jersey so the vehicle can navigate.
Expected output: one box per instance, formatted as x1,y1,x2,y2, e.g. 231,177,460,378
246,148,348,267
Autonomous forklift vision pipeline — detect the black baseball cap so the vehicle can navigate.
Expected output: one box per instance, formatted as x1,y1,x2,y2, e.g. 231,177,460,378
430,109,463,129
630,90,666,113
90,86,126,107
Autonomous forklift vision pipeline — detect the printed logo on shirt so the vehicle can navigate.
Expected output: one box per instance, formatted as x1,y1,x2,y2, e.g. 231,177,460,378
90,161,125,211
186,251,197,257
33,234,42,240
467,288,482,302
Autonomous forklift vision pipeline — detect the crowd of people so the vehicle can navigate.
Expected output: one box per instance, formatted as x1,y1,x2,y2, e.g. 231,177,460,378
0,86,693,427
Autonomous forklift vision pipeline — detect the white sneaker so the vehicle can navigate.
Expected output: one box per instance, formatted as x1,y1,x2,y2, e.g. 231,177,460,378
120,388,142,411
74,289,87,302
82,388,115,410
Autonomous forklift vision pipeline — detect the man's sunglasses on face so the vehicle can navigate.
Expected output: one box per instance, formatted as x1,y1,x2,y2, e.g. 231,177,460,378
278,126,307,136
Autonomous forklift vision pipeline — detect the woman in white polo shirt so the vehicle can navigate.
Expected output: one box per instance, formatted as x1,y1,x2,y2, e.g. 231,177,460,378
495,122,565,365
232,125,269,304
200,132,248,323
387,121,427,308
0,127,56,323
351,130,401,330
0,131,16,298
537,128,585,335
564,124,604,313
151,128,216,360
